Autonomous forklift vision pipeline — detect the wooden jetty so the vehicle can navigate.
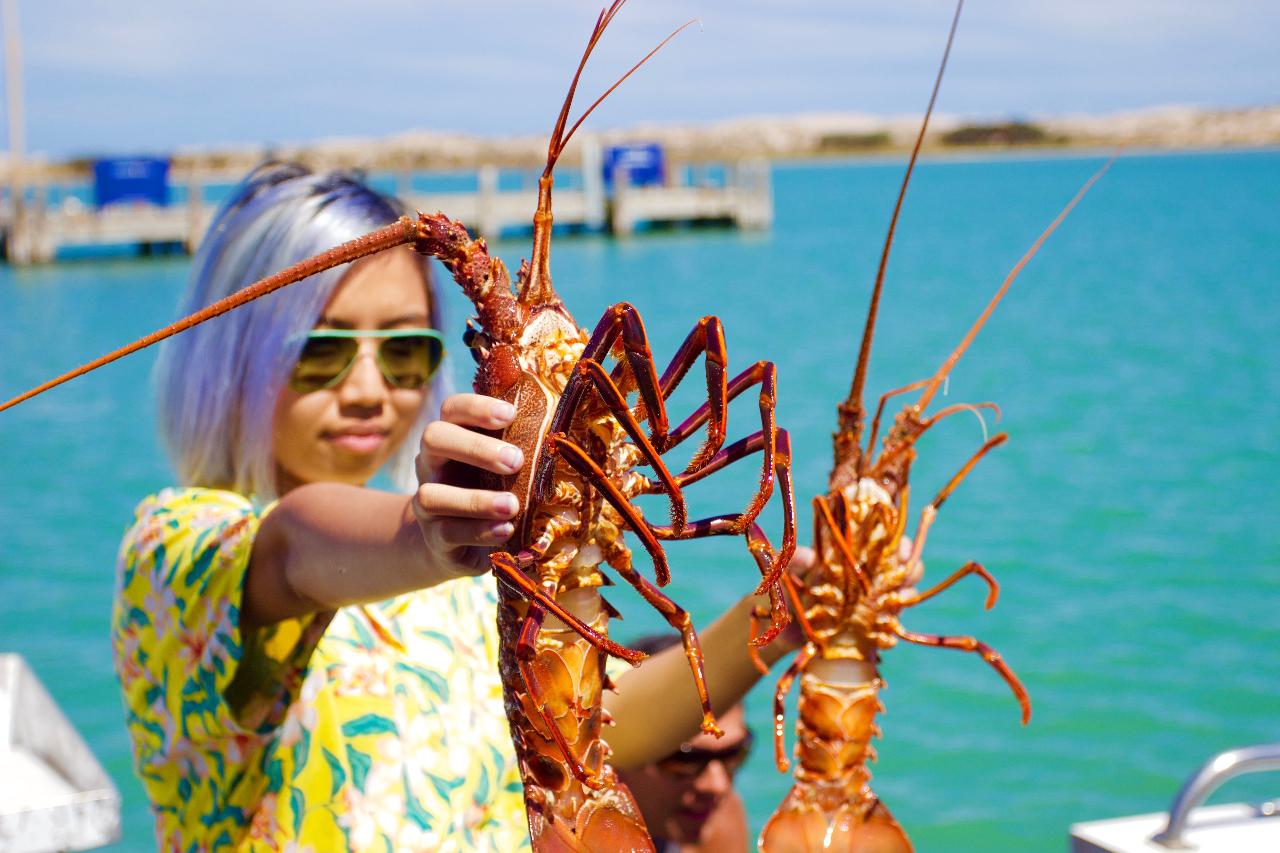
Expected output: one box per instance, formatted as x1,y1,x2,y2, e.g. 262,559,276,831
0,154,772,265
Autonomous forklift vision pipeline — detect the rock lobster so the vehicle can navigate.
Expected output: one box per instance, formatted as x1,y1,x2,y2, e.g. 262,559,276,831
418,6,798,849
745,2,1114,850
0,3,796,850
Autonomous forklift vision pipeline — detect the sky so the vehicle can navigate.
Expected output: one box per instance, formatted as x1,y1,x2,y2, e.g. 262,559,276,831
4,0,1278,158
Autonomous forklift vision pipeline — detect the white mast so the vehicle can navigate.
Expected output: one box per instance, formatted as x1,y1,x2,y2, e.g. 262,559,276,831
2,0,25,261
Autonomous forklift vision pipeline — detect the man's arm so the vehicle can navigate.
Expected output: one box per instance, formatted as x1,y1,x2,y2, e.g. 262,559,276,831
604,547,814,769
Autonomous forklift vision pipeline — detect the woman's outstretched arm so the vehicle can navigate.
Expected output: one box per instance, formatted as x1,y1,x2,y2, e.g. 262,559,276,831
243,393,523,627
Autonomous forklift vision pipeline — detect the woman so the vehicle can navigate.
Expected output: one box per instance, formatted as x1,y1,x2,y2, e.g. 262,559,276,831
112,163,808,851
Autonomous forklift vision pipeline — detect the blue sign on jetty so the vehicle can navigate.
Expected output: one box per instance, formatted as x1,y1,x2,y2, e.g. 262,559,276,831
93,157,171,209
603,143,665,190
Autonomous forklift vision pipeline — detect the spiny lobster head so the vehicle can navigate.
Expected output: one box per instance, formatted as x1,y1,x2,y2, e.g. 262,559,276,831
829,397,924,505
412,208,585,400
815,407,922,607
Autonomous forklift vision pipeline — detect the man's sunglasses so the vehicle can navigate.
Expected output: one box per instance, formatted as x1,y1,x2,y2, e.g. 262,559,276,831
289,328,445,394
655,728,755,779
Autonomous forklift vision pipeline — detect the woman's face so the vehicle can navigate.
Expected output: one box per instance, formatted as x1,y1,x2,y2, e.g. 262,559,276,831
273,245,431,493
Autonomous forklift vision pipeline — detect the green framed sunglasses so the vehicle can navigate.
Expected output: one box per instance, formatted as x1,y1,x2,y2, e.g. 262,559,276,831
288,328,446,394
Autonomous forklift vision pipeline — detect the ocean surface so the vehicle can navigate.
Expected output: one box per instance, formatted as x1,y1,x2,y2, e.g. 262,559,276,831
2,149,1277,851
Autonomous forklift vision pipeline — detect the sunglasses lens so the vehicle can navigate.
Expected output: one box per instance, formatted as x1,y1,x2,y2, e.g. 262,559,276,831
291,336,358,393
656,732,753,779
378,334,443,389
658,757,705,779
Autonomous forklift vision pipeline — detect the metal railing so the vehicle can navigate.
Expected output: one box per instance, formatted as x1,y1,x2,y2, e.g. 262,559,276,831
1151,743,1280,849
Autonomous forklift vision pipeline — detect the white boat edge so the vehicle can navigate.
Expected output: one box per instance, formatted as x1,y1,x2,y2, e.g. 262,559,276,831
1071,801,1280,853
1069,742,1280,853
0,653,122,853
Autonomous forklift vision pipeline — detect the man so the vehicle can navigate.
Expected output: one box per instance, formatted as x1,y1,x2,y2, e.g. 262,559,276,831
616,634,755,852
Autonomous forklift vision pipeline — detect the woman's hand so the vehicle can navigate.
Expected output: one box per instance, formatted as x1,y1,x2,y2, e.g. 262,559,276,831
412,393,526,577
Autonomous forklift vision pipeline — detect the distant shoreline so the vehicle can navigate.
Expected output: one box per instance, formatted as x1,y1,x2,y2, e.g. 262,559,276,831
8,104,1279,180
776,143,1280,169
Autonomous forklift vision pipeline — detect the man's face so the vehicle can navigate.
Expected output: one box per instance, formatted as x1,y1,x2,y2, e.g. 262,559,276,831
619,704,753,844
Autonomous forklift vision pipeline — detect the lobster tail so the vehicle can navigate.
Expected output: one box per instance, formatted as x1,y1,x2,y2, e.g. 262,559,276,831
760,671,910,853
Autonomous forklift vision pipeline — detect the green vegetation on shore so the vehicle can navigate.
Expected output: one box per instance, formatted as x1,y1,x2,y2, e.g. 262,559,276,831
940,121,1068,147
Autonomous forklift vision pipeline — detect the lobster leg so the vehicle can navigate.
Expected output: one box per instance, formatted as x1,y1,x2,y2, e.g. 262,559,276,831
665,355,766,450
815,496,873,596
780,571,817,645
537,307,742,530
649,428,796,596
898,432,1010,575
593,311,736,464
655,315,729,469
929,432,1008,510
669,431,763,489
492,551,645,664
544,303,674,461
639,361,791,574
543,437,722,737
686,362,782,535
771,643,816,773
653,425,795,558
574,359,686,533
760,429,797,592
532,303,690,535
539,304,796,599
889,620,1031,724
549,361,796,591
516,602,608,791
896,561,998,610
603,555,723,738
744,526,790,657
545,433,673,585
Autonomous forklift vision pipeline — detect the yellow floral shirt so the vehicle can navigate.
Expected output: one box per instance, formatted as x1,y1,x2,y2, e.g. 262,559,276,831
111,487,530,852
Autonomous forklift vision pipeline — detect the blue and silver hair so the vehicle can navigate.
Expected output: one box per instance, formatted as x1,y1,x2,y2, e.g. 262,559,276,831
155,162,445,500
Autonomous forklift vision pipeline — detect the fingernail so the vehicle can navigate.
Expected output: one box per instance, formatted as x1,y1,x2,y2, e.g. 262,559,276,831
492,493,519,516
492,401,516,423
499,445,523,471
487,521,515,541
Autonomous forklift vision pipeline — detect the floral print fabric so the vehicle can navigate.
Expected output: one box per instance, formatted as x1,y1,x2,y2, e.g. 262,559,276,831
112,487,530,852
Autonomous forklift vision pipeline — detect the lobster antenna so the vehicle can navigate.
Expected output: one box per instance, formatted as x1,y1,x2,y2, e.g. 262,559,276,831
915,153,1116,413
840,0,964,442
0,219,415,414
544,2,624,178
524,1,696,305
558,19,698,161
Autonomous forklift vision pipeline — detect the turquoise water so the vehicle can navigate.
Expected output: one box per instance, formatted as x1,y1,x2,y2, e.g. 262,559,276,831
2,150,1277,850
